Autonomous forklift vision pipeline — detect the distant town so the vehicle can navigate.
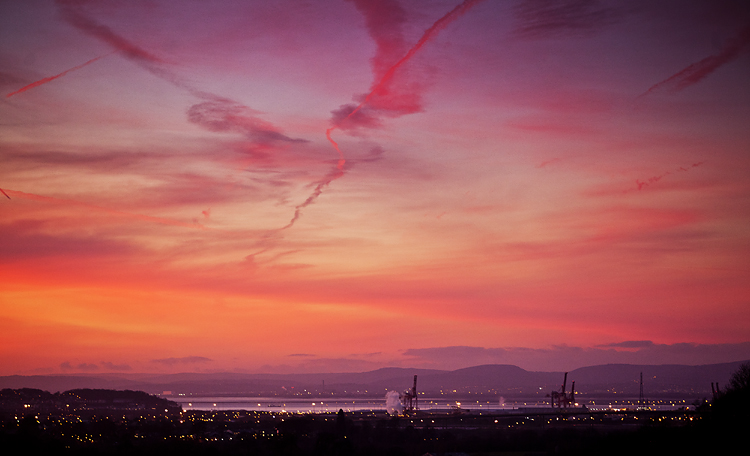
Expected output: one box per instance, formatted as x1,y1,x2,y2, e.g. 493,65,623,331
1,361,747,454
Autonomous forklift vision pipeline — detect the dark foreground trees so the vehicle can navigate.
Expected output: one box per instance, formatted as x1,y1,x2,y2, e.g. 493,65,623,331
710,361,750,424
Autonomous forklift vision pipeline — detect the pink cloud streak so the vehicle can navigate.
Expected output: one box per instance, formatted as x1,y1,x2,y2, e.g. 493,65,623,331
3,188,213,232
644,23,750,95
283,0,488,230
6,52,115,98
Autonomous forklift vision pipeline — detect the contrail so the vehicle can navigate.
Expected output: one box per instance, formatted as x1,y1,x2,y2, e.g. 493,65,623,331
56,3,227,98
58,6,165,66
55,5,307,151
0,188,10,199
633,162,704,191
45,2,306,236
643,24,750,95
330,0,486,134
280,166,345,231
56,4,193,92
47,1,484,234
284,0,486,229
6,52,115,98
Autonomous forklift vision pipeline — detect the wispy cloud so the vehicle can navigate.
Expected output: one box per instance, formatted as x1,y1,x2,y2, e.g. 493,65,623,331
631,162,704,192
100,361,132,371
292,0,488,231
512,0,625,39
60,361,99,372
0,219,136,260
403,342,750,371
331,0,486,131
55,0,305,183
6,52,115,98
151,356,213,366
261,356,379,374
644,23,750,95
186,99,307,145
598,340,654,349
2,189,212,231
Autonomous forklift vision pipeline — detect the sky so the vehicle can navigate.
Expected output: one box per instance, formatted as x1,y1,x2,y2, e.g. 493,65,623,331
1,0,749,375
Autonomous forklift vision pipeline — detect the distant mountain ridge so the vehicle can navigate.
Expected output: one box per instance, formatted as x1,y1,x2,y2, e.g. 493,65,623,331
2,360,746,398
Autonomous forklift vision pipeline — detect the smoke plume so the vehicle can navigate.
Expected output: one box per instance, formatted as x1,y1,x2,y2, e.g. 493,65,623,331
385,390,403,415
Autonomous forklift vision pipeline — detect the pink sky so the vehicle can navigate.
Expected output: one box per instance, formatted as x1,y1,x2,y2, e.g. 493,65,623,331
1,0,749,375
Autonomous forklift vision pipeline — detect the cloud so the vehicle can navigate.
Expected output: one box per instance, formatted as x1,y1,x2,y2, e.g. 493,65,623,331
100,361,132,371
403,342,750,371
60,361,99,371
331,0,485,131
56,1,305,158
0,71,27,88
51,3,313,231
339,0,423,128
279,166,345,230
262,356,379,374
6,53,114,98
644,23,750,94
631,162,704,192
598,340,655,349
537,157,563,168
151,356,213,366
506,116,598,136
403,346,510,367
0,220,136,260
330,104,383,131
0,143,289,211
54,1,193,96
346,0,408,78
351,351,383,357
2,189,212,232
0,147,161,172
512,0,625,39
300,0,486,229
57,3,165,67
187,99,307,144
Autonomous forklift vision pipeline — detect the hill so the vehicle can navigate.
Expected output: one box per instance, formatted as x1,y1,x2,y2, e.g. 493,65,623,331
1,360,746,398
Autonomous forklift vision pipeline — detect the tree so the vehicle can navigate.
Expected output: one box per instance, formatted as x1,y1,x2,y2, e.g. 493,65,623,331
712,362,750,422
727,362,750,392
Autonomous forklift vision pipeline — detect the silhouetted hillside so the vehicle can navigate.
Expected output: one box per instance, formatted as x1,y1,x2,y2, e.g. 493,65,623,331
2,360,747,398
0,388,180,416
569,362,743,392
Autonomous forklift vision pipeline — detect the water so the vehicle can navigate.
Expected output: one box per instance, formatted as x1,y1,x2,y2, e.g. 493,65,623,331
169,396,693,413
176,397,382,413
167,396,686,413
173,397,536,413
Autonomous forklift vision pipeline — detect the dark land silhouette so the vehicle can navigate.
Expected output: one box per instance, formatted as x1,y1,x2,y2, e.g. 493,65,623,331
1,360,745,398
0,362,747,455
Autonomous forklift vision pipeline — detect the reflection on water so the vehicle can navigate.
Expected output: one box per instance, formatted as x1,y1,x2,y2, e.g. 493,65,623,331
170,396,690,413
175,397,534,412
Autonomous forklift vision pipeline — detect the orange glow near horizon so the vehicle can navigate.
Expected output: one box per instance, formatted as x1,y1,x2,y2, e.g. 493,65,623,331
1,0,749,375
